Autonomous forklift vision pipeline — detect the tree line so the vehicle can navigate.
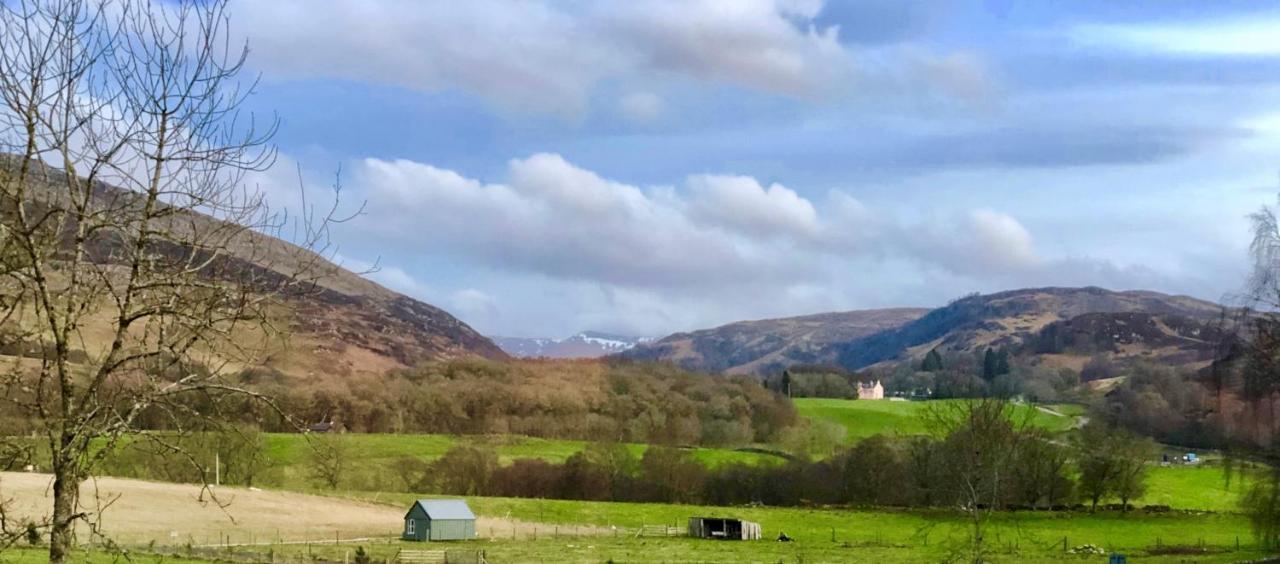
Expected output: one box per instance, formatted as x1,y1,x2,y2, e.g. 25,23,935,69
366,401,1153,514
72,358,796,448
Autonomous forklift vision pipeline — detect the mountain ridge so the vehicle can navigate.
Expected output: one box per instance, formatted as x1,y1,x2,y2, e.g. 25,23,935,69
619,286,1226,375
494,331,652,358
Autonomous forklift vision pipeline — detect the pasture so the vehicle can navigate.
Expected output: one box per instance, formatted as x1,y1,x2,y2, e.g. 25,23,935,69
0,472,1258,563
793,398,1081,443
254,433,780,491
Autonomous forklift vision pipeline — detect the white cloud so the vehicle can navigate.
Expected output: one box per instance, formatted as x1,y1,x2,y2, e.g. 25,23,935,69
355,153,798,287
1069,17,1280,56
230,0,989,115
967,209,1040,271
899,209,1041,277
450,289,500,321
345,151,1060,289
687,174,820,239
313,151,1239,336
601,0,850,96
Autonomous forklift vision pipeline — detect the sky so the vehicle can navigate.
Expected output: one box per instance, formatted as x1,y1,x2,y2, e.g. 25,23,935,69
230,0,1280,338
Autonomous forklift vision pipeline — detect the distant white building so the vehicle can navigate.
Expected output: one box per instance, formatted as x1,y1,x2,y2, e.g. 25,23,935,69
858,380,884,400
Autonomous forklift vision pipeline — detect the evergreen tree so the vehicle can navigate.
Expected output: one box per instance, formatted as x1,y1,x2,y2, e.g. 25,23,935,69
921,349,944,372
982,348,998,381
995,349,1011,376
781,370,792,398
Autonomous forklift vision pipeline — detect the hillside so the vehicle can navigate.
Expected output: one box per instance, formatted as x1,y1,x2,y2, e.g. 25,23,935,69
623,287,1226,375
830,287,1224,371
620,308,929,374
0,158,505,379
494,331,652,358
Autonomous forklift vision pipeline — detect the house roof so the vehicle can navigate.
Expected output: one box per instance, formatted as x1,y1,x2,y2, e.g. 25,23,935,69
408,499,475,521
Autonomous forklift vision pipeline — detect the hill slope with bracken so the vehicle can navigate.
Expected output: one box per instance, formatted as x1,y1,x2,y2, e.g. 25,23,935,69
0,159,505,379
622,287,1227,375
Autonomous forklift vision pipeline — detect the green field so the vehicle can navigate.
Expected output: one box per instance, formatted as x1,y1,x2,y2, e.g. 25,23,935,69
258,433,780,491
794,398,1082,443
1143,463,1246,513
312,491,1256,563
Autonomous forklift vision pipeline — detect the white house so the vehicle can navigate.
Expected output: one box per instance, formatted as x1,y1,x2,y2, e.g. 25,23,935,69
858,380,884,400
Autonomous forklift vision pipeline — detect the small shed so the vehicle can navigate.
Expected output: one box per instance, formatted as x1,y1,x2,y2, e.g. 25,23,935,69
688,517,761,540
402,499,476,541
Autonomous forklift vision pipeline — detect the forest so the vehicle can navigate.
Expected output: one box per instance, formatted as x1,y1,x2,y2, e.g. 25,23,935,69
83,359,799,447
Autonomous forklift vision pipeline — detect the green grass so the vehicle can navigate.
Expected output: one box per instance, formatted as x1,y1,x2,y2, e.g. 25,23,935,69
1143,463,1246,513
236,534,1265,564
259,433,779,491
795,398,1081,443
316,490,1258,563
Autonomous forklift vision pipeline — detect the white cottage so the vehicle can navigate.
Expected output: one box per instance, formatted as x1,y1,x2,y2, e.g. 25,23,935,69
857,380,884,400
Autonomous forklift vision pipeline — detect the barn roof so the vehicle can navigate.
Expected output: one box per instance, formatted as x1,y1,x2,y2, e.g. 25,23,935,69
408,499,475,520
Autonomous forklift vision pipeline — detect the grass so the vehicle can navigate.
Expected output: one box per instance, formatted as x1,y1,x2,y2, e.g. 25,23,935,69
794,398,1081,443
0,549,212,563
319,490,1257,563
263,432,775,467
1143,462,1246,513
258,433,779,491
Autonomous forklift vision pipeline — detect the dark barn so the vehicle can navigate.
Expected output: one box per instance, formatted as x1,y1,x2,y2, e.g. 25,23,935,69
688,517,762,540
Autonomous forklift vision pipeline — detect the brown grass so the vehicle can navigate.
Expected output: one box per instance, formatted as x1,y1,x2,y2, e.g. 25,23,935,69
0,472,400,545
0,472,608,547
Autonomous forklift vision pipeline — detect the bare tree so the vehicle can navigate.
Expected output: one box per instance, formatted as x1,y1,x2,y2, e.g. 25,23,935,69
924,399,1031,564
0,1,346,561
306,432,351,491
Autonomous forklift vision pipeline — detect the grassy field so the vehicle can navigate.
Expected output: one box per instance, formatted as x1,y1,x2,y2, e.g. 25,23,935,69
256,433,780,491
331,491,1259,562
794,398,1082,443
1142,462,1246,513
0,470,1258,563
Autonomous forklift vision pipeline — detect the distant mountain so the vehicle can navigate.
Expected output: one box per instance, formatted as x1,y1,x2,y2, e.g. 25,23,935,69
618,308,930,374
494,331,653,358
620,287,1227,375
827,287,1225,372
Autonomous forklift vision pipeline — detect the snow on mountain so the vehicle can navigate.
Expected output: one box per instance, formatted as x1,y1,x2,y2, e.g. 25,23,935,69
492,331,652,358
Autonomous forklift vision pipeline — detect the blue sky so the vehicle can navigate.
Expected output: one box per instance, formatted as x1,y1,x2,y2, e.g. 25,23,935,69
233,0,1280,338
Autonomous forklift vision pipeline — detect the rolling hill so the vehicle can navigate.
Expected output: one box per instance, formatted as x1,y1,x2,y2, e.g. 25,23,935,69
622,287,1227,375
0,158,505,380
619,308,929,374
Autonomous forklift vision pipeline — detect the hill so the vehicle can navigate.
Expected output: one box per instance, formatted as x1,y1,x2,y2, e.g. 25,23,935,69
493,331,652,358
620,308,929,374
830,287,1224,371
622,287,1225,375
0,158,505,380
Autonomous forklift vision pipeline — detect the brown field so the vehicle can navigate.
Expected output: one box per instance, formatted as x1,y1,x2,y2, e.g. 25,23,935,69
0,472,578,547
0,472,401,545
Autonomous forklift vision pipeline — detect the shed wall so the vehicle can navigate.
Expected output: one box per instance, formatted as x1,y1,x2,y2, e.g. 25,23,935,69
428,519,474,541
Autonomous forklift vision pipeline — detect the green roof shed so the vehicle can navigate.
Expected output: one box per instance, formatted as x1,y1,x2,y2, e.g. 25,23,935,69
402,499,476,542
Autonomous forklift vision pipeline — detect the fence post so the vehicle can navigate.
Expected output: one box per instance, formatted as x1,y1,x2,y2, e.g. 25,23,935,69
1062,537,1067,552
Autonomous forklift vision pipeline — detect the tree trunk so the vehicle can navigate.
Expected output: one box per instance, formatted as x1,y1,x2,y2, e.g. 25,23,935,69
48,470,78,564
